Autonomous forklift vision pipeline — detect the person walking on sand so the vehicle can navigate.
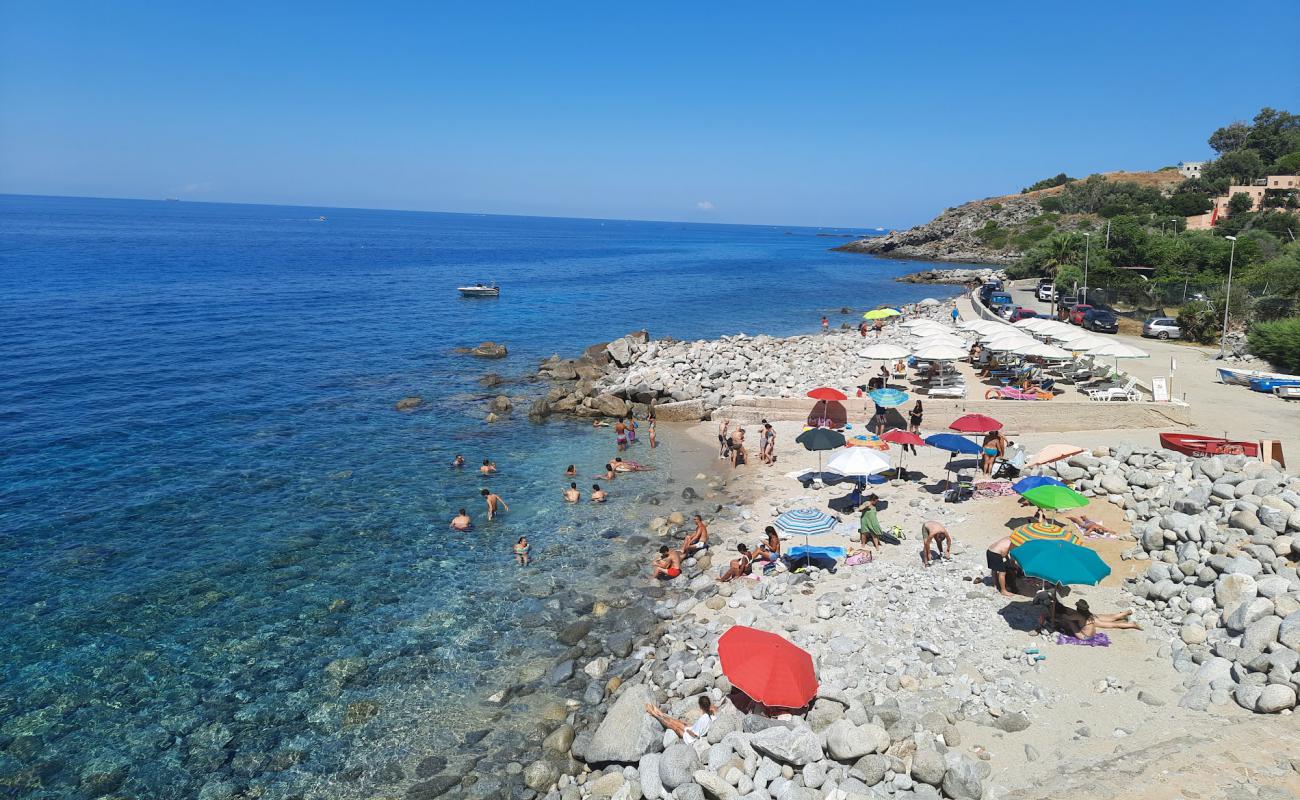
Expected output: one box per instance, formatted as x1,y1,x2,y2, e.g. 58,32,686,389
729,426,747,468
858,495,884,549
590,484,607,502
951,307,960,324
450,508,472,531
718,419,731,459
563,482,581,503
986,535,1014,597
682,514,709,553
513,536,530,565
481,488,509,521
648,414,657,448
904,401,923,454
614,419,628,452
759,421,776,465
651,545,682,579
921,520,952,566
821,315,829,334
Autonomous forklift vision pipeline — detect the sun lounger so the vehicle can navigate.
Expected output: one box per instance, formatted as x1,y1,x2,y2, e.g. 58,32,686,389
928,383,966,399
1087,378,1139,402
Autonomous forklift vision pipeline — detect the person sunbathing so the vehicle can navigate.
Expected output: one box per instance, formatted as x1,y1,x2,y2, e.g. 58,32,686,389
652,546,682,579
1067,514,1115,536
645,696,717,743
612,457,652,472
716,543,754,582
1074,600,1140,636
681,514,709,553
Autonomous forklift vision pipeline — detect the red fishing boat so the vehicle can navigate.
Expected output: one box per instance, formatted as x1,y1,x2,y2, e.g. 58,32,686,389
1159,432,1259,458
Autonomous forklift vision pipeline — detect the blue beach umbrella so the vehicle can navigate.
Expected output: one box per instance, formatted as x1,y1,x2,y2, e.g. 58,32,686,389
923,433,983,455
868,388,909,407
1012,475,1067,495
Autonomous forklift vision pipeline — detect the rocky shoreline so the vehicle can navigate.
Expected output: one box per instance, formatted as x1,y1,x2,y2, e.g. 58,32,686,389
532,305,959,421
895,269,1003,287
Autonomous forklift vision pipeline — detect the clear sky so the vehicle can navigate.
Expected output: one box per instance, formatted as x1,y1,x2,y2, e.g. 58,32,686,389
2,2,1297,228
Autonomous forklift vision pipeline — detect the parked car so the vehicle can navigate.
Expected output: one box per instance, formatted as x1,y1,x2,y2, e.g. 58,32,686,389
988,291,1014,314
1009,307,1039,323
1036,283,1057,302
1082,308,1119,333
1068,304,1094,325
978,282,1000,306
1142,317,1182,340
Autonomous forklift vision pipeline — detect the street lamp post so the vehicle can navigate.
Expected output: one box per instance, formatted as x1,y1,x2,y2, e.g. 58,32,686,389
1220,235,1238,358
1082,232,1092,305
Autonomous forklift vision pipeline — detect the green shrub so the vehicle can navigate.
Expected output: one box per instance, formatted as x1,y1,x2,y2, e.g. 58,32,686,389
1248,317,1300,372
1176,300,1220,344
1039,197,1064,212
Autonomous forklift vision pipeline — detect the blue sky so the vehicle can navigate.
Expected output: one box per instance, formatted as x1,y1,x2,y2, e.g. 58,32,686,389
1,2,1297,228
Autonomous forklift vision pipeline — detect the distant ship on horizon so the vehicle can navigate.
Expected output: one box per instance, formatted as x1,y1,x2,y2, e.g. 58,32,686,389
164,197,180,202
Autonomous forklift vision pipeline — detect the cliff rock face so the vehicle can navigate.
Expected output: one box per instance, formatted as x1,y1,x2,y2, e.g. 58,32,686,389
835,194,1042,265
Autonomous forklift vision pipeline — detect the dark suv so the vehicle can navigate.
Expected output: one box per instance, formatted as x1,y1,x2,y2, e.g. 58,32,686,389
1082,308,1119,333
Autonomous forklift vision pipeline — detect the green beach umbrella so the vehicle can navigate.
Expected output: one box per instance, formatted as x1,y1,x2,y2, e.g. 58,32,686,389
1019,484,1089,511
1010,539,1111,587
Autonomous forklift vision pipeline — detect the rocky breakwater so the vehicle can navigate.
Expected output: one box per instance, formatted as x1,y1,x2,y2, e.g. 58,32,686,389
897,268,1004,286
536,328,918,420
1035,445,1300,714
833,196,1044,266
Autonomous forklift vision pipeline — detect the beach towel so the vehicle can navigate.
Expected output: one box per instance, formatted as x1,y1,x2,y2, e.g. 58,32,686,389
1056,632,1111,647
973,481,1015,498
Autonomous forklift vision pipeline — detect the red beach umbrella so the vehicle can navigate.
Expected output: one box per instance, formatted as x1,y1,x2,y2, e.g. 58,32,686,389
949,413,1003,433
881,429,925,478
806,387,847,401
718,626,818,710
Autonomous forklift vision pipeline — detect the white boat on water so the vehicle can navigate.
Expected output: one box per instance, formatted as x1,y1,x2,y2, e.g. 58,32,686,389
458,282,500,298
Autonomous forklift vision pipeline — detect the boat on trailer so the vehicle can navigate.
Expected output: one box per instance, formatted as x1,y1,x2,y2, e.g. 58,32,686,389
457,282,499,298
1159,432,1259,458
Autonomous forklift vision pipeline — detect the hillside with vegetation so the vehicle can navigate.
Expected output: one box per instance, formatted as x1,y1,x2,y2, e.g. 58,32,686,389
840,107,1300,370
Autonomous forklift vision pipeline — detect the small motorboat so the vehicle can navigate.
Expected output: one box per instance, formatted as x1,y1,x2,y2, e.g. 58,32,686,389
1159,432,1259,458
457,282,500,298
1217,366,1298,386
1276,385,1300,401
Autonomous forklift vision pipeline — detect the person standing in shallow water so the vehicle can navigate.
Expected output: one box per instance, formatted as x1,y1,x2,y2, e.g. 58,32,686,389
513,536,530,565
481,488,509,520
821,315,829,334
648,414,657,448
614,419,627,451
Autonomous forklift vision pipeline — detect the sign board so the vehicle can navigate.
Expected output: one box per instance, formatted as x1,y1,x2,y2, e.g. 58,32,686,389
1151,376,1170,403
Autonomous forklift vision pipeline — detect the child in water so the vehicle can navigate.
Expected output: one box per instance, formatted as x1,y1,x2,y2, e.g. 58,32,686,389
513,536,530,565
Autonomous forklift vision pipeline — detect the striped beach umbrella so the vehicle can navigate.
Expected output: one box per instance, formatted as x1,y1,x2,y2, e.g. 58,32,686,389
1010,520,1082,547
773,508,837,539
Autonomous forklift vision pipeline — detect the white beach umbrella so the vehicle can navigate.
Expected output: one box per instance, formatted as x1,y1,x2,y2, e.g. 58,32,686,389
984,335,1037,352
906,321,951,335
1012,341,1073,360
1054,333,1108,350
961,320,1004,334
902,318,944,329
913,335,967,352
1085,341,1149,359
980,329,1031,344
825,447,892,477
918,297,941,306
912,343,967,361
1014,317,1057,332
1032,321,1076,337
858,342,911,360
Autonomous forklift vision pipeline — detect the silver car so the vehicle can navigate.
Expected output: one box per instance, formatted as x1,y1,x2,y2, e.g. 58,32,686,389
1142,317,1181,340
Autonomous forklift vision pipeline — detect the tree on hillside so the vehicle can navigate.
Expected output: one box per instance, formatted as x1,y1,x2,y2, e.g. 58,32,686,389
1274,151,1300,175
1244,108,1300,165
1209,121,1250,154
1201,150,1266,188
1228,192,1255,217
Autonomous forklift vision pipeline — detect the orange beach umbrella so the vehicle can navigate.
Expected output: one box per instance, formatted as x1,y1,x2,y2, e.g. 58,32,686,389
718,626,818,710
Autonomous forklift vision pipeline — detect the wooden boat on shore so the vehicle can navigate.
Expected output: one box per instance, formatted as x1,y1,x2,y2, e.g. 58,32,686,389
457,282,499,298
1159,432,1259,458
1217,366,1299,386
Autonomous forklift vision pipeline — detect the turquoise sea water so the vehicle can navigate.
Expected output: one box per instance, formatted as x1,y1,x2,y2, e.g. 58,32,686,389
0,195,965,798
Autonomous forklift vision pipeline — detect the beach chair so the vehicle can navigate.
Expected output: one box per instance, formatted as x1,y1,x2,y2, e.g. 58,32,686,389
946,470,975,503
928,383,966,399
1088,378,1139,402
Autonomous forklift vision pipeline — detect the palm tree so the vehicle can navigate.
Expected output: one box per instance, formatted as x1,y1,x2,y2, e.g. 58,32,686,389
1040,232,1079,277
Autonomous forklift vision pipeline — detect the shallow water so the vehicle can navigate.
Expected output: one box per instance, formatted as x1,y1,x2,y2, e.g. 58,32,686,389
0,195,969,797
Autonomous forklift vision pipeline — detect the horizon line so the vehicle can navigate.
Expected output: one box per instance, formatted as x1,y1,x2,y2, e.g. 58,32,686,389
0,191,890,234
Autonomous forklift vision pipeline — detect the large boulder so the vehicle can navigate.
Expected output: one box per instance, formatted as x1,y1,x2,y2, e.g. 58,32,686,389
652,399,708,421
592,393,629,418
1279,610,1300,651
607,337,635,367
823,719,888,761
1226,597,1275,634
658,743,699,790
911,749,946,786
1255,684,1298,714
1241,616,1282,653
395,396,423,411
750,725,824,766
941,752,985,800
1215,573,1258,608
584,685,661,764
523,759,559,791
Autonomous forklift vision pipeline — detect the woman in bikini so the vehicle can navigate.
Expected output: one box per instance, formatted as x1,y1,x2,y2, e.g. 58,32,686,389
716,543,754,582
648,414,657,448
980,432,1000,476
904,401,923,455
1074,600,1141,636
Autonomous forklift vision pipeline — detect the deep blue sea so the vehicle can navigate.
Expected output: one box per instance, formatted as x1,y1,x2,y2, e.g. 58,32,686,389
0,195,962,798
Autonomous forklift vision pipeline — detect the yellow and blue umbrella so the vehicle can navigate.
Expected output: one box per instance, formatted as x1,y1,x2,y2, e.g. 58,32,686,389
1009,520,1081,547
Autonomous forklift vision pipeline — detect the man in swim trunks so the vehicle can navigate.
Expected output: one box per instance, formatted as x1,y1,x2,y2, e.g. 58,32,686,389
646,695,717,743
614,419,627,451
481,488,509,521
921,520,952,566
450,508,472,531
986,535,1014,596
590,484,607,503
652,545,682,579
563,482,581,503
682,514,709,553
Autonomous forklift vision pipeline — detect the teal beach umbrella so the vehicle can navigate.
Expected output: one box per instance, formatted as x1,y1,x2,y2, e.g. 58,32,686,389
1010,539,1111,586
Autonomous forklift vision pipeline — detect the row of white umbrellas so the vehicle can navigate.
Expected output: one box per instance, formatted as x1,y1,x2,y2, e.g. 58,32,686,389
857,313,1149,363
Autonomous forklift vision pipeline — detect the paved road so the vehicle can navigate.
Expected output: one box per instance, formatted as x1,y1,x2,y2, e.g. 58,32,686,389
997,280,1300,459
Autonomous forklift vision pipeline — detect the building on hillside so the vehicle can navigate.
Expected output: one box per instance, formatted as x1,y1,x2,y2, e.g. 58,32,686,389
1184,174,1299,230
1178,161,1205,179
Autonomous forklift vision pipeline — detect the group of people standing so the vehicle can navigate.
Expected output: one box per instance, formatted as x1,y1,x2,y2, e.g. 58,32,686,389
717,419,776,468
